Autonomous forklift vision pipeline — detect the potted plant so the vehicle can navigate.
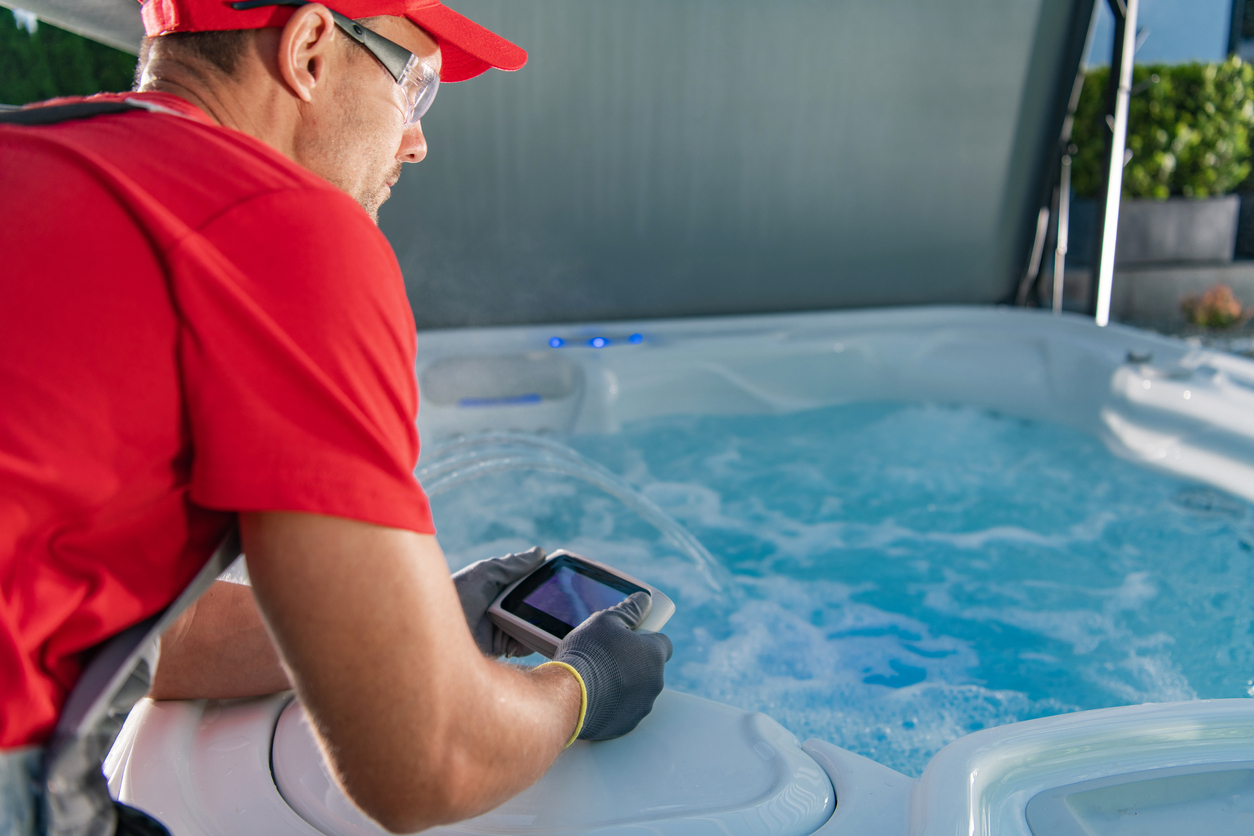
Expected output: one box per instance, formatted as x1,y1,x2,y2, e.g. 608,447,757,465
1069,57,1254,265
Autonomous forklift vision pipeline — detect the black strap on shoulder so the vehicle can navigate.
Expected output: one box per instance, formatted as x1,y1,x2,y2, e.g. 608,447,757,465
0,100,148,126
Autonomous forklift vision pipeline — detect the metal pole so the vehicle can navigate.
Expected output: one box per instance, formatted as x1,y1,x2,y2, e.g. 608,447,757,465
1229,0,1247,57
1094,0,1139,327
1015,207,1051,306
1054,155,1072,314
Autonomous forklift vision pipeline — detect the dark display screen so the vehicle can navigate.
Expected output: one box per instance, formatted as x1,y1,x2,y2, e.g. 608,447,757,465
501,554,646,639
522,567,629,629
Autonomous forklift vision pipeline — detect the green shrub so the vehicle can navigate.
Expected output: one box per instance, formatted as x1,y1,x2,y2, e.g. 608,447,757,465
0,11,136,106
1071,57,1254,199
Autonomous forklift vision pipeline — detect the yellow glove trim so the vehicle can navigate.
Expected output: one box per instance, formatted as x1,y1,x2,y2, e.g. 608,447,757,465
538,660,586,747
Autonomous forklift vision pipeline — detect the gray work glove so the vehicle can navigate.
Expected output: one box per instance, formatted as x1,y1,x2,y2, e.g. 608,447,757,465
552,591,673,741
452,547,548,657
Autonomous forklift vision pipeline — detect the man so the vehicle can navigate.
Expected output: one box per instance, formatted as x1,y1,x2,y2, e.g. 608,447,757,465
0,1,672,833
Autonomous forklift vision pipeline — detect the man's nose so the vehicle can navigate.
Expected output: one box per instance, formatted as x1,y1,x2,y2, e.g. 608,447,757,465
398,121,427,163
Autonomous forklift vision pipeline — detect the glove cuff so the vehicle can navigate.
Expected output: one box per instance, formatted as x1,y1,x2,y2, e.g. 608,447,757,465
537,661,587,747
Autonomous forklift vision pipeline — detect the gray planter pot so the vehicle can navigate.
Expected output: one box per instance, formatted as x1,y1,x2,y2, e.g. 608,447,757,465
1067,195,1239,266
1115,195,1239,265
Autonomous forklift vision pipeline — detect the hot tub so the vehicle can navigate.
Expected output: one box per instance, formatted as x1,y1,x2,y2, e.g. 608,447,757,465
108,305,1254,836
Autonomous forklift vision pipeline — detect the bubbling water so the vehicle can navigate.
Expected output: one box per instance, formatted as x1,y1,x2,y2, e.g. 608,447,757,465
427,401,1254,776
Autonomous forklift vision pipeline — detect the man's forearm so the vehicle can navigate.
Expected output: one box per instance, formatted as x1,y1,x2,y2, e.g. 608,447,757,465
409,651,583,824
242,513,581,834
150,580,292,700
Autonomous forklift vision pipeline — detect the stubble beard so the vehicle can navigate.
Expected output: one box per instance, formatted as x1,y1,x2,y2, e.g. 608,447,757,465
358,160,404,224
305,67,405,225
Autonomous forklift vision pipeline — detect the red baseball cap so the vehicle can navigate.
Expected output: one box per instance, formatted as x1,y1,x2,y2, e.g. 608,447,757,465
139,0,527,82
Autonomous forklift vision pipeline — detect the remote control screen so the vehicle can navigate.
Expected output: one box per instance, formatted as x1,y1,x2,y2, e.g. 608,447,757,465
522,565,628,628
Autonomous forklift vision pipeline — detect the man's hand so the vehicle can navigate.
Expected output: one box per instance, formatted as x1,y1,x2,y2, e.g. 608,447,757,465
240,512,587,834
551,592,672,740
452,547,547,657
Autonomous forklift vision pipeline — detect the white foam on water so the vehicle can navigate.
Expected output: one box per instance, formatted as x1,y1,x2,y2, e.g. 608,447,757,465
428,402,1254,777
661,575,1074,775
641,481,1121,561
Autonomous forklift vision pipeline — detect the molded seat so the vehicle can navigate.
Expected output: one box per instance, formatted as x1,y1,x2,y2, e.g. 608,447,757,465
108,690,835,836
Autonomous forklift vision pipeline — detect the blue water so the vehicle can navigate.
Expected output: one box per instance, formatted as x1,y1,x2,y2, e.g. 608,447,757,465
429,402,1254,776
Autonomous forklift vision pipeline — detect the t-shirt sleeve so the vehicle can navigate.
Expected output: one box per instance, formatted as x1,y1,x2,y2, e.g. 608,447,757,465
166,186,434,534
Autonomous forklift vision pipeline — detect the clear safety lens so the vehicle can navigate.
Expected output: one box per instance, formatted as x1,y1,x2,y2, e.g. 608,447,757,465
399,53,439,125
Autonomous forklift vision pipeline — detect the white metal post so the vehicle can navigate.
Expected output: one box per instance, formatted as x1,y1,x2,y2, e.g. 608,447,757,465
1094,0,1139,327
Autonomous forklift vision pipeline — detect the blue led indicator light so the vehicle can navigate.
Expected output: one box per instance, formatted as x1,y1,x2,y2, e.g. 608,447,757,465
589,337,609,348
459,393,542,408
628,333,644,344
548,337,564,348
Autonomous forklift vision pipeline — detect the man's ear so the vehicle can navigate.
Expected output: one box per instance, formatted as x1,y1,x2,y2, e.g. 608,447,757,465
277,3,337,103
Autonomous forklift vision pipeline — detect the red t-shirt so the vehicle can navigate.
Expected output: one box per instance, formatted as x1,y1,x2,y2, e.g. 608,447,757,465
0,92,435,748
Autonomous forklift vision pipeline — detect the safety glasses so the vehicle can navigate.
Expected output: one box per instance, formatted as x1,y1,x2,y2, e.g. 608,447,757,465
231,0,439,124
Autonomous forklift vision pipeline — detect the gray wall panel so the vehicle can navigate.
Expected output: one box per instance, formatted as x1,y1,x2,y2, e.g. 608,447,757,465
382,0,1078,328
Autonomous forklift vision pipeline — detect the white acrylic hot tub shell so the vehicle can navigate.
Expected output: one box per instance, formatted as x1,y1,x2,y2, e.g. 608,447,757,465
415,306,1254,505
910,698,1254,836
106,693,1254,836
107,306,1254,835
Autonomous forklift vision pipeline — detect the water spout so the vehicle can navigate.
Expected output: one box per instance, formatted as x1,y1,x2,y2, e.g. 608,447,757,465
418,433,730,592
